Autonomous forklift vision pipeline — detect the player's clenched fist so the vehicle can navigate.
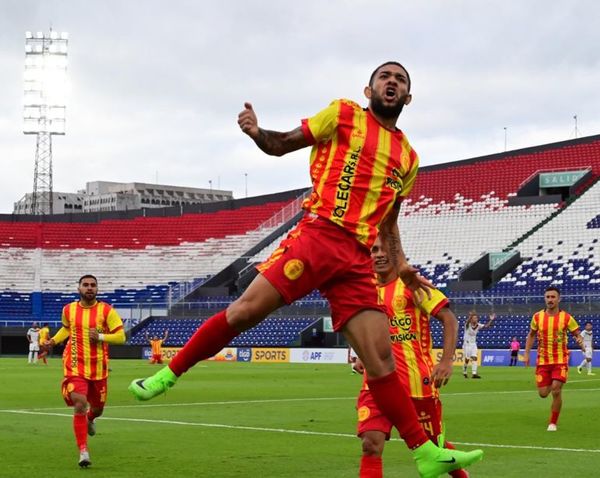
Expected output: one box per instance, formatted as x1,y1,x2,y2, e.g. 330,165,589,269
238,102,259,139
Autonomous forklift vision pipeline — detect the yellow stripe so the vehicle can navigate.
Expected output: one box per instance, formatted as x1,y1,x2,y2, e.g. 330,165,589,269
327,107,367,228
82,309,91,378
310,107,341,213
356,126,390,243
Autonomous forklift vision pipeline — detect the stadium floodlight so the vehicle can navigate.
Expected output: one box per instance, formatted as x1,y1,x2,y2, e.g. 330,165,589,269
23,29,68,215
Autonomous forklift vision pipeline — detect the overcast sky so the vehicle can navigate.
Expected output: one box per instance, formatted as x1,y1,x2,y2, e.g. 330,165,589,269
1,1,599,214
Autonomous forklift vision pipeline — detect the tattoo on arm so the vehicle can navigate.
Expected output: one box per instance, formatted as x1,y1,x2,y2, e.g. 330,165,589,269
254,127,309,156
380,200,405,271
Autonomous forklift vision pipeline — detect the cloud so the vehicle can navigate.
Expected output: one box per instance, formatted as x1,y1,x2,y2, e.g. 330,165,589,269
0,1,599,213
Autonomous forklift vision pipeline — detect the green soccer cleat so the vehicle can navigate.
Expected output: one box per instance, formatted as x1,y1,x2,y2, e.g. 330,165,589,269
128,366,178,401
414,441,483,478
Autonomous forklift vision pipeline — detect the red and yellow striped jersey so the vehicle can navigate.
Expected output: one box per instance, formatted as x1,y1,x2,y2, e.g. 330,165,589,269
60,301,124,380
39,326,50,345
150,339,163,355
530,310,579,365
300,99,419,248
362,278,449,398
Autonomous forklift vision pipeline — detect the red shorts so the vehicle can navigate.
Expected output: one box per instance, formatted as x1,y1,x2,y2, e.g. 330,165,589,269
61,376,107,409
257,215,385,331
356,389,443,441
536,363,568,387
150,353,163,363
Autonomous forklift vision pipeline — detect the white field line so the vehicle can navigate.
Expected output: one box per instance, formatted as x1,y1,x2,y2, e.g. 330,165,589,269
5,386,599,412
1,409,598,454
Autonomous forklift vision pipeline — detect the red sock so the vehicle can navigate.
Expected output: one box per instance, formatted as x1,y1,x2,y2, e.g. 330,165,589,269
367,372,429,449
550,411,560,425
73,413,88,450
169,311,239,376
360,455,383,478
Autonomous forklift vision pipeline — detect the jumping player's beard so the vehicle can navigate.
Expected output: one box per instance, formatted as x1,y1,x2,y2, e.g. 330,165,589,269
370,93,408,120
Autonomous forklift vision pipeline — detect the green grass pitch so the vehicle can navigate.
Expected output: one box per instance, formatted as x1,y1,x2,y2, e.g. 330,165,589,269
1,357,599,477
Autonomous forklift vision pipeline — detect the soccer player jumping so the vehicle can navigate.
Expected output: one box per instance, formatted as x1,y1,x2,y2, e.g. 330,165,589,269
47,275,125,467
129,62,483,477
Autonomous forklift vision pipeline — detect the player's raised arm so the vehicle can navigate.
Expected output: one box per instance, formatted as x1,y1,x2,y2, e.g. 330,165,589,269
238,102,310,156
482,313,495,330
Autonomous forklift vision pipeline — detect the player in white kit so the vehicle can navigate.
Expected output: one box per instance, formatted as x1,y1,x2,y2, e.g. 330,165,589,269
577,322,595,376
462,312,494,378
26,322,41,364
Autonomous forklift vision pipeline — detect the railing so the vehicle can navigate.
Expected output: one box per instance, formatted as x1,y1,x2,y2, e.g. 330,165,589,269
167,190,311,305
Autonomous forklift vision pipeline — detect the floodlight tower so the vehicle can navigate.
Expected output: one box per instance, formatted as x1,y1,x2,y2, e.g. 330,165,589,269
23,29,68,215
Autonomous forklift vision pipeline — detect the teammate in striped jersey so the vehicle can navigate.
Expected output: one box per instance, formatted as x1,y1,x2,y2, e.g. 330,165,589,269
577,322,595,376
147,329,169,364
130,62,483,477
353,237,467,478
47,274,125,467
524,286,585,431
38,323,51,365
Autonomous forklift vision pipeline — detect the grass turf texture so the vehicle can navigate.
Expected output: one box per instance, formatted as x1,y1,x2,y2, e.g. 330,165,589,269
0,358,599,477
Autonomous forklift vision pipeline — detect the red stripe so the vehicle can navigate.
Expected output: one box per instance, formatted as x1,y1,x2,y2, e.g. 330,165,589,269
89,305,99,379
430,298,449,317
300,119,316,144
365,131,402,247
551,313,560,363
75,305,86,377
63,305,72,377
342,111,381,238
316,102,354,220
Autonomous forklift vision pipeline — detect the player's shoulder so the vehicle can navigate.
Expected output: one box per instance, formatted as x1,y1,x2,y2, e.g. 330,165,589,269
329,98,362,111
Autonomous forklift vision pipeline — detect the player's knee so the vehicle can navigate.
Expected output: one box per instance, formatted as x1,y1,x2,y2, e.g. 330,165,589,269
361,435,384,457
538,388,550,398
226,299,264,330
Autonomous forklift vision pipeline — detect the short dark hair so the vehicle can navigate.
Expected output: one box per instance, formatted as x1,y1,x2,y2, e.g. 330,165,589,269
369,61,411,92
545,286,561,295
585,321,593,326
78,274,98,285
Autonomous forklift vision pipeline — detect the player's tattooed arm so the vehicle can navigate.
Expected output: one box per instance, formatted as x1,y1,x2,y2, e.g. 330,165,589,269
380,199,434,296
254,127,310,156
379,200,405,271
238,102,310,156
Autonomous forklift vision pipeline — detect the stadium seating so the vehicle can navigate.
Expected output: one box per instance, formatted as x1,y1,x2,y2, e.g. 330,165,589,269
2,136,599,351
130,316,318,347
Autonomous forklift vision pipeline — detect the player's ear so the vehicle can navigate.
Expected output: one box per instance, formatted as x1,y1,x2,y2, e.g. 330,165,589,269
364,85,372,99
404,94,412,105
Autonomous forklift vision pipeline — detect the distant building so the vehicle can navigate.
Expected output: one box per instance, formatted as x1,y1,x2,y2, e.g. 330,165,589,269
13,181,233,214
13,191,84,214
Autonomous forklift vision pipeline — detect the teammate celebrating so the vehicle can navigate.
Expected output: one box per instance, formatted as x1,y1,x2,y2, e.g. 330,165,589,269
129,62,483,477
146,329,169,364
577,322,595,376
47,275,125,467
524,286,585,431
26,322,40,364
462,312,494,379
353,237,468,478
